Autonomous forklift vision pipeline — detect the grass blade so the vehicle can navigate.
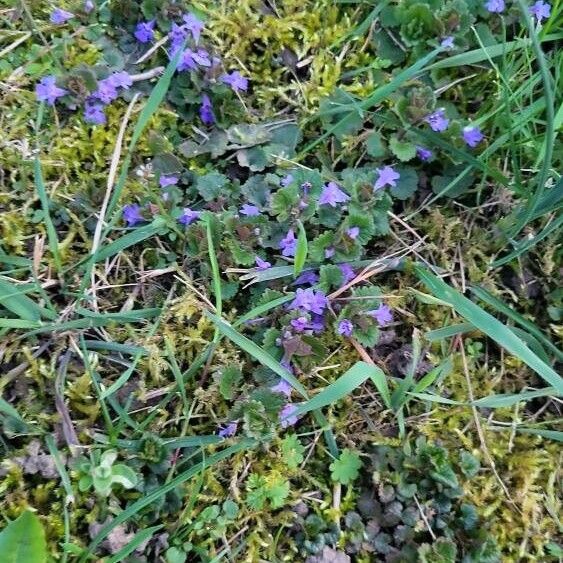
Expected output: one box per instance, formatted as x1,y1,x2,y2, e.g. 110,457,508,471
0,279,44,321
90,219,165,265
0,396,25,423
293,221,308,277
34,104,62,274
234,294,294,327
415,266,563,394
289,362,387,418
428,33,562,69
207,312,308,397
471,286,563,361
507,0,556,239
472,388,557,408
107,526,163,563
205,215,222,319
425,322,473,341
492,213,563,267
162,436,223,449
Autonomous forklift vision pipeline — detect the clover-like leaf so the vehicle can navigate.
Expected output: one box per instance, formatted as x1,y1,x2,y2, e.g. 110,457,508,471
389,135,416,162
281,434,305,470
330,449,363,484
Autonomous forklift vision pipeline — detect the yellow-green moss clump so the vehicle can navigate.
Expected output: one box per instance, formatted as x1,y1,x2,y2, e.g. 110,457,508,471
418,361,561,561
202,0,384,113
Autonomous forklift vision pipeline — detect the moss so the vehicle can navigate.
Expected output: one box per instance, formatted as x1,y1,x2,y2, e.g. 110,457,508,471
417,363,560,561
203,0,383,113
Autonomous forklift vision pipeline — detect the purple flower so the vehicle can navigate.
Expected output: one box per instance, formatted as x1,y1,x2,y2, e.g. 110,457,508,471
289,288,328,315
178,208,201,225
271,379,292,397
169,23,188,56
485,0,505,12
178,48,211,71
318,182,350,207
108,71,132,90
93,78,119,104
325,247,335,259
280,357,294,373
280,229,297,257
440,36,455,49
221,71,248,92
425,108,449,132
218,421,238,438
368,304,393,327
50,8,74,24
279,404,299,428
84,102,106,125
240,204,260,216
280,174,294,187
199,94,215,125
159,175,179,188
255,256,271,270
529,0,551,21
374,166,400,191
337,319,354,337
183,13,205,43
35,76,67,105
134,20,155,43
122,204,144,226
310,314,326,333
416,146,433,161
293,271,319,286
290,316,310,332
338,263,356,284
462,125,484,148
84,1,95,13
346,226,360,240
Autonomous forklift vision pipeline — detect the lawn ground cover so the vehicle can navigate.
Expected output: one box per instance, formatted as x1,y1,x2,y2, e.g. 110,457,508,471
0,0,561,561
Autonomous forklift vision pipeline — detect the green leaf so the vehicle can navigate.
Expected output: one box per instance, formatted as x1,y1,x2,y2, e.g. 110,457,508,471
267,478,290,508
459,451,480,478
418,538,457,563
415,266,563,395
0,511,48,563
390,167,418,199
281,434,305,470
111,464,138,489
219,366,242,400
389,135,416,161
196,172,229,201
318,264,344,291
431,166,475,198
366,131,387,157
330,449,362,484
